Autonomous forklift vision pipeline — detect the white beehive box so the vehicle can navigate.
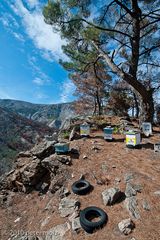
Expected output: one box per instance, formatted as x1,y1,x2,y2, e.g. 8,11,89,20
142,122,152,136
154,142,160,152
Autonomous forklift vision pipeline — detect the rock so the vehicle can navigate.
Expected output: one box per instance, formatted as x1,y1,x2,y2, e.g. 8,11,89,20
91,146,100,151
0,194,7,206
118,218,135,235
154,190,160,196
68,211,79,222
101,163,108,171
69,127,76,141
49,176,67,194
30,140,56,160
70,148,79,155
112,165,116,168
44,198,56,212
59,197,80,218
72,217,81,232
133,184,143,193
115,178,121,183
124,173,134,183
102,188,122,205
142,200,150,211
41,216,51,228
56,155,72,165
59,187,70,199
17,151,32,158
41,155,59,172
14,217,21,223
46,222,70,240
125,183,137,198
82,155,87,160
124,197,140,219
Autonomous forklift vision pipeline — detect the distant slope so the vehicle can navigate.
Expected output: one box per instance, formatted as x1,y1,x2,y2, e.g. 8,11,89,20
0,107,55,175
0,99,75,129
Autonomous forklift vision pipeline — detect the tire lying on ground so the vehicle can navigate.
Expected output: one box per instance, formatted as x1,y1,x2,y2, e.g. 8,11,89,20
80,206,107,233
71,179,91,195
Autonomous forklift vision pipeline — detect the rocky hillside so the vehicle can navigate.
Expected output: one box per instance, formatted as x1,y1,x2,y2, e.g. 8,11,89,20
0,119,160,240
0,107,55,175
0,99,75,129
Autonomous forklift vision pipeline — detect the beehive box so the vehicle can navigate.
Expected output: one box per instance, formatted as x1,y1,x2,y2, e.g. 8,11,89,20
54,142,70,154
154,143,160,152
126,131,141,147
142,122,152,136
80,123,90,136
104,127,113,140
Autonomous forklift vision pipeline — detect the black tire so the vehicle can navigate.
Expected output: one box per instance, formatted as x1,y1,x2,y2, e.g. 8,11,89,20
80,206,107,233
71,179,91,195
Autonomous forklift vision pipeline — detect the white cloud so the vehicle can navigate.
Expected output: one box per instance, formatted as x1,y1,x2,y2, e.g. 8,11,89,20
33,77,46,86
12,32,24,42
11,0,66,61
28,56,51,85
60,79,75,103
26,0,39,8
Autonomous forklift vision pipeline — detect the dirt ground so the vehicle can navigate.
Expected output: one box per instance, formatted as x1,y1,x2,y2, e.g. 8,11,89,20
0,129,160,240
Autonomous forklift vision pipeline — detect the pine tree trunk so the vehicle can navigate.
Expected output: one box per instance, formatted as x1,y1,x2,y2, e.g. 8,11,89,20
138,90,154,124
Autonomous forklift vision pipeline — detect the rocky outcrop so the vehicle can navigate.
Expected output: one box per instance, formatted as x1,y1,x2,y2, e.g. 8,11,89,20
0,139,72,194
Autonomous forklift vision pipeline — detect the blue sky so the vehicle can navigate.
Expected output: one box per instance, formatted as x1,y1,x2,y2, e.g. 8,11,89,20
0,0,76,104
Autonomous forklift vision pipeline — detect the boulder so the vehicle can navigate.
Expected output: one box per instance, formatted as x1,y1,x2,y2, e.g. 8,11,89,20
59,197,80,218
30,140,56,160
124,196,140,219
102,188,122,205
118,218,135,235
46,222,70,240
72,217,81,232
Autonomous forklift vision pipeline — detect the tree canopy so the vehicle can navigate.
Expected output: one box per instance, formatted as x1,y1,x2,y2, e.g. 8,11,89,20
43,0,160,122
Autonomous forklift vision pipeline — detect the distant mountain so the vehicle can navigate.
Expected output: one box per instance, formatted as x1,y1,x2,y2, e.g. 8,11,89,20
0,99,75,129
0,106,55,175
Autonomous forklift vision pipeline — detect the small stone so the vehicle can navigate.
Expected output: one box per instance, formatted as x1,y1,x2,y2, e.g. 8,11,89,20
41,216,50,227
59,187,70,199
72,217,81,232
118,218,135,235
102,188,122,205
14,217,21,223
154,190,160,196
133,184,143,193
115,178,121,183
142,200,150,211
83,155,87,159
124,173,134,183
125,183,137,198
112,165,116,168
91,146,100,151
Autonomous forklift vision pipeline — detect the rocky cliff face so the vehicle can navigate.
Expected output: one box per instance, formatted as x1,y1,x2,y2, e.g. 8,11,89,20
0,99,75,129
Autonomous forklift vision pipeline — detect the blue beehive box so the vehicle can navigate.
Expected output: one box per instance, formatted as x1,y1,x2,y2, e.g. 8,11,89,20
104,127,113,140
54,142,70,154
